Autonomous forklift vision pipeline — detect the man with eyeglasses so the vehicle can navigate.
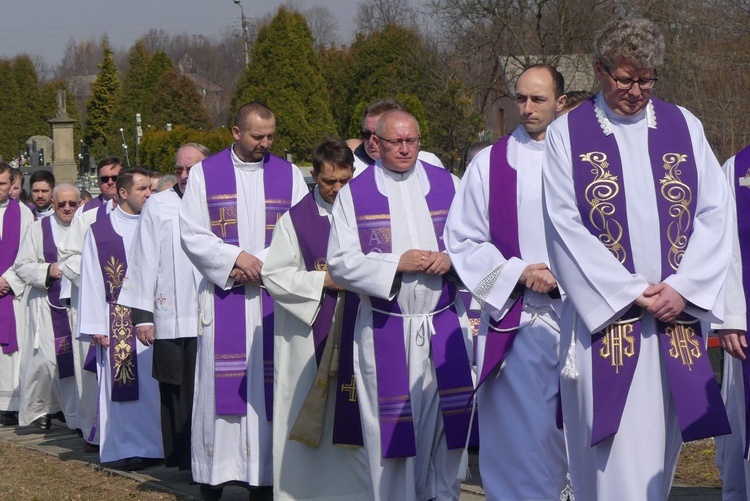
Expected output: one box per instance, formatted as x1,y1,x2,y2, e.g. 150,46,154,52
57,156,122,453
542,17,731,499
351,99,445,178
444,63,569,501
328,110,474,500
14,184,81,431
0,162,35,426
118,143,209,472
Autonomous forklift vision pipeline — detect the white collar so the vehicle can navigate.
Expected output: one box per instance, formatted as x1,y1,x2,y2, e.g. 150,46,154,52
594,92,656,136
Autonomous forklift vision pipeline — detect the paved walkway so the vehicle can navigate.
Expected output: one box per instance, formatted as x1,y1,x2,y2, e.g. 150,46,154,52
0,421,722,500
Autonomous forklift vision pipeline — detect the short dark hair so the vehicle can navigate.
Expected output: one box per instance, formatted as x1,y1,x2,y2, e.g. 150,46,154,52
520,64,565,98
116,167,150,202
9,168,22,182
97,156,122,175
29,170,55,188
563,90,593,111
0,162,11,177
234,102,274,128
363,99,403,122
311,138,355,174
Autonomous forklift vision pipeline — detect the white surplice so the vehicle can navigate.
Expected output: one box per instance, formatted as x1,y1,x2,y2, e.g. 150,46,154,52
180,148,308,487
262,188,369,501
77,207,163,463
444,126,567,501
0,200,34,411
713,154,750,501
13,215,77,427
543,93,731,500
118,187,200,340
328,160,470,501
58,198,115,441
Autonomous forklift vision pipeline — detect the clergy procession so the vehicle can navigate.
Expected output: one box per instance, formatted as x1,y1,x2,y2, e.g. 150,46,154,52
3,14,750,501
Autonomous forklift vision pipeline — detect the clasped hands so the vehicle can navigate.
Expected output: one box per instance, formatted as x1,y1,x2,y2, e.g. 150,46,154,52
397,249,452,275
231,251,263,285
634,282,686,324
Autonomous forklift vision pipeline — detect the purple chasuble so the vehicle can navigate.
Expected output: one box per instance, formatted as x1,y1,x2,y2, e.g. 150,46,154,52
349,163,474,458
82,194,105,213
569,97,730,445
732,145,750,459
0,199,21,354
288,192,364,446
202,147,293,419
90,214,139,401
41,217,75,379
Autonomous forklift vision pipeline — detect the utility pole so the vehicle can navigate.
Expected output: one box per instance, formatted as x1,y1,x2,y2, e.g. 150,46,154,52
233,0,250,67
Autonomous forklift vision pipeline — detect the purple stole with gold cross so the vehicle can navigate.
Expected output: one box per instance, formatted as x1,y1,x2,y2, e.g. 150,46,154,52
569,96,730,446
288,191,364,446
202,147,293,419
90,213,139,401
0,199,21,354
349,163,474,458
732,145,750,458
476,135,525,388
41,217,75,379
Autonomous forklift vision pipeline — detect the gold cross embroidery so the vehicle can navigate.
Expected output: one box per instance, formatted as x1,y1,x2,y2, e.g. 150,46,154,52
341,376,357,402
210,207,237,239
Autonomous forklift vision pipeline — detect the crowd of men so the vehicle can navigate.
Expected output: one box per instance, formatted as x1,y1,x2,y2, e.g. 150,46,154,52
3,15,750,501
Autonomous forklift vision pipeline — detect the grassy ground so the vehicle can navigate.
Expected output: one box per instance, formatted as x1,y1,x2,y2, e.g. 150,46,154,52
674,439,721,488
0,442,176,500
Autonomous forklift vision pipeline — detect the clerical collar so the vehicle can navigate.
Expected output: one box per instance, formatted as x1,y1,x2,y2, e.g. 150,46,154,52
378,161,417,181
594,92,655,135
313,186,333,215
114,205,140,222
172,183,183,199
515,126,546,151
36,206,54,218
230,144,264,171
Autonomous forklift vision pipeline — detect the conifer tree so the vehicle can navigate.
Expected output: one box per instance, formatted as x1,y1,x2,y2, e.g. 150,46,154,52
12,55,48,138
150,65,212,131
0,59,24,160
84,39,120,159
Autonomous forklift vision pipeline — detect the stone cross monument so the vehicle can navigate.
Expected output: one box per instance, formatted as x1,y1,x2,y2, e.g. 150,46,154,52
48,89,77,184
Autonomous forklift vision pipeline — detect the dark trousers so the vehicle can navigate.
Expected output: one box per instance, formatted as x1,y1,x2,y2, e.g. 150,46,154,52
153,337,197,470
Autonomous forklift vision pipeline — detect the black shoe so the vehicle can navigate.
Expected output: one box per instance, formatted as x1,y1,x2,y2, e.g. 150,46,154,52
116,457,145,471
53,411,66,423
1,412,18,426
199,483,224,501
82,441,99,453
31,415,51,430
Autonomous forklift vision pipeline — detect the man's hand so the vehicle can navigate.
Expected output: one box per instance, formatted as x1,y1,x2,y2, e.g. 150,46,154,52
397,249,430,273
718,329,747,360
519,263,557,293
634,294,655,309
230,268,250,284
643,282,686,323
233,251,263,283
0,277,10,297
92,334,109,349
424,252,452,276
135,325,155,347
324,273,343,291
49,262,63,280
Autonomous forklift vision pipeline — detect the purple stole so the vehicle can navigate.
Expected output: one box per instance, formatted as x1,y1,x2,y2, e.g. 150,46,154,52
202,148,293,419
83,194,105,213
476,135,525,388
90,214,139,401
569,97,730,445
732,145,750,458
41,217,75,379
349,163,474,458
82,203,110,373
288,192,364,446
0,199,21,354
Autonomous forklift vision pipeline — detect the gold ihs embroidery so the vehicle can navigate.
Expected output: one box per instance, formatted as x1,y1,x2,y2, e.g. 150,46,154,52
666,324,701,371
315,258,327,271
580,151,626,264
599,323,636,373
659,153,692,271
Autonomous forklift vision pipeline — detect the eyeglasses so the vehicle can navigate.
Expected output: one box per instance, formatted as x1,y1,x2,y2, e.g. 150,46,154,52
376,136,421,148
603,66,658,90
99,175,118,184
174,165,192,175
56,200,78,208
361,130,375,140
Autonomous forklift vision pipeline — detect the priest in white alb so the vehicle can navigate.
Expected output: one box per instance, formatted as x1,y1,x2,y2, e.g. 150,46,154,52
542,17,732,500
14,184,80,430
328,110,475,501
78,168,162,469
179,102,307,499
262,139,368,500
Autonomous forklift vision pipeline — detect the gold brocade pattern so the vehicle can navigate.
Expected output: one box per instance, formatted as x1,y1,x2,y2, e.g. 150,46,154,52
210,207,238,238
599,323,636,373
103,256,125,297
111,304,136,387
580,151,626,264
659,153,692,271
666,324,701,371
315,258,327,271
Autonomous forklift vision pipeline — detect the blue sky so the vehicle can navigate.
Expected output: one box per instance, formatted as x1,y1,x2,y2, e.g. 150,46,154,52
0,0,359,65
